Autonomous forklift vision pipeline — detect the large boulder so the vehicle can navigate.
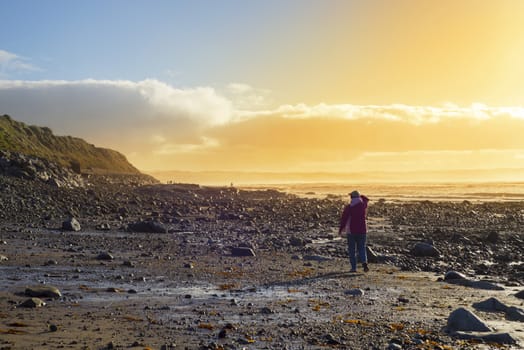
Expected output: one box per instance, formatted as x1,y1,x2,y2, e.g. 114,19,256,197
446,307,491,332
410,242,441,257
472,297,508,312
506,306,524,322
25,285,62,299
20,297,46,308
514,290,524,299
444,270,467,280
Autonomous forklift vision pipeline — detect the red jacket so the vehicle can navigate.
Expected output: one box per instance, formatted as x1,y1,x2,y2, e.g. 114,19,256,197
339,195,369,235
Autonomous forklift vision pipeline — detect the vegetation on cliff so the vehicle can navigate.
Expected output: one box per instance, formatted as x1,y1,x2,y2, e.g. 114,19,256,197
0,114,140,174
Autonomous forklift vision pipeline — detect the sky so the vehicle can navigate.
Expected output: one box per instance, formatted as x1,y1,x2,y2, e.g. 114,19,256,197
1,0,524,183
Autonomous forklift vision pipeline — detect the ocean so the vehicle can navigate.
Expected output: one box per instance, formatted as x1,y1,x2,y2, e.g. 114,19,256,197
239,182,524,202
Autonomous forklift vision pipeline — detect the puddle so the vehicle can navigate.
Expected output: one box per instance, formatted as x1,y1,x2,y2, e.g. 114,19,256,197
1,264,322,304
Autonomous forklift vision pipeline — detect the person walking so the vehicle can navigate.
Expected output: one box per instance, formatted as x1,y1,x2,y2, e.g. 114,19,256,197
339,190,369,272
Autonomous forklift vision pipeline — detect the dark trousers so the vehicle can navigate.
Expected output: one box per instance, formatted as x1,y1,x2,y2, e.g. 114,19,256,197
347,233,367,271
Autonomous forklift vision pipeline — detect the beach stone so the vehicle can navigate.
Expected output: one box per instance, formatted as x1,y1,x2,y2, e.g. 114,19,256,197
127,220,167,233
97,251,114,260
514,290,524,299
25,285,62,299
19,297,46,308
472,297,508,312
97,223,111,231
0,254,8,261
231,247,256,257
260,307,274,314
324,333,340,345
410,242,440,257
344,288,364,296
452,331,517,345
289,236,306,247
62,217,81,231
506,306,524,322
387,342,402,350
466,280,505,291
446,307,491,332
444,270,467,280
366,246,379,263
485,231,500,244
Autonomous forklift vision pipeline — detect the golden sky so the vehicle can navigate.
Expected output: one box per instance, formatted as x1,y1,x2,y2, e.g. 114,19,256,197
2,1,524,182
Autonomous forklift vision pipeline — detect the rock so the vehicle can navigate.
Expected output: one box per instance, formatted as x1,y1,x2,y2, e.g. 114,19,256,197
289,236,306,247
446,307,491,332
127,220,167,233
49,324,58,332
230,247,256,257
387,343,402,350
446,279,505,291
472,297,508,312
506,306,524,322
485,231,500,244
62,217,81,231
444,270,467,280
25,285,62,299
0,254,8,261
514,290,524,299
122,260,135,267
344,288,364,296
324,333,340,345
410,242,441,257
452,331,517,345
366,246,379,263
97,252,114,260
19,297,46,308
96,223,111,231
218,329,227,338
259,307,274,314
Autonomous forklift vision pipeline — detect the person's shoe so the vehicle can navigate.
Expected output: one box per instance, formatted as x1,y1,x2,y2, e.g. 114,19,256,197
350,269,357,273
363,263,369,272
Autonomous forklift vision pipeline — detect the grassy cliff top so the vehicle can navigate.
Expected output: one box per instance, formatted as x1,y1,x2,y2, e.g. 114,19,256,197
0,114,140,174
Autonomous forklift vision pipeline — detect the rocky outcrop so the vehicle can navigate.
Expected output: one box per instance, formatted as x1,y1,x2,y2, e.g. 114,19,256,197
0,114,140,174
0,150,86,188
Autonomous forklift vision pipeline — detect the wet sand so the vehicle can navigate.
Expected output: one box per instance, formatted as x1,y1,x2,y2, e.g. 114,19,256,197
1,227,524,349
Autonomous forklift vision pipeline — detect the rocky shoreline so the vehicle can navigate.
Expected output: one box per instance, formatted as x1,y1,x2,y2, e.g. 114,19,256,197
1,176,524,349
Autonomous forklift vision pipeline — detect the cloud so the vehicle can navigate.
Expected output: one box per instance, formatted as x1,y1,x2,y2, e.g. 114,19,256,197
225,82,273,112
1,78,524,173
241,103,524,124
153,137,219,155
0,49,40,76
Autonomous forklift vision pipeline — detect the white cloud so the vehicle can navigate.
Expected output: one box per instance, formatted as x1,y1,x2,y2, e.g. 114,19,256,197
153,136,219,155
225,82,273,112
0,49,40,76
0,78,234,129
238,103,524,124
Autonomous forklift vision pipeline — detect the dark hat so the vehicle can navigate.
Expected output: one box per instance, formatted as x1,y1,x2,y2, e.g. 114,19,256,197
350,190,360,198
